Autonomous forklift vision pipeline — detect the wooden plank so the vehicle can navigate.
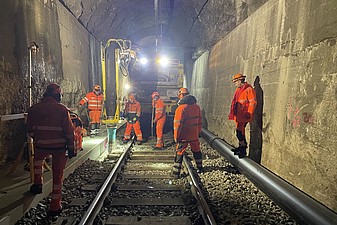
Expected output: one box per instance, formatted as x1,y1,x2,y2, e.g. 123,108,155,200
125,165,172,171
105,216,191,225
69,198,88,206
112,198,185,206
123,174,172,179
131,156,174,160
117,184,182,191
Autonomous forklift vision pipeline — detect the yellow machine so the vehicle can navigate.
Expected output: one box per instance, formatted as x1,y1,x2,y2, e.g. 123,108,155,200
101,39,134,125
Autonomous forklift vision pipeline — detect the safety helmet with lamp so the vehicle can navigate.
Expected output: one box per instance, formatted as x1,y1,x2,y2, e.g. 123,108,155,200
178,87,189,99
151,91,159,99
93,85,101,91
232,74,246,82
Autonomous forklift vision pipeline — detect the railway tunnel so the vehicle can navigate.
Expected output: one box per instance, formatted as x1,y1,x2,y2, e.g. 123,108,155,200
0,0,337,224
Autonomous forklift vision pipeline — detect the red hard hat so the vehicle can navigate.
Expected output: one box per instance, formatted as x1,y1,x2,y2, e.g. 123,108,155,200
46,83,61,95
152,92,159,99
93,85,101,91
129,93,135,99
232,73,246,82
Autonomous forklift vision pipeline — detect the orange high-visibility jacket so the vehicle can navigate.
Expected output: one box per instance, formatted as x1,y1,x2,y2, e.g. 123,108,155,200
174,95,202,142
228,83,257,123
79,92,104,111
125,100,141,116
152,98,166,121
27,97,74,150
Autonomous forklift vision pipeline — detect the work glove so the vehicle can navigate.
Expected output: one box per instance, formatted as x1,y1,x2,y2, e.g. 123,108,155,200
67,148,77,159
132,117,137,122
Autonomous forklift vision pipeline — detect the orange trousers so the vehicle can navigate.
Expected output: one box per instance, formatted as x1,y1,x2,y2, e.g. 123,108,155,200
34,149,67,211
173,140,202,176
89,110,101,124
124,121,143,141
155,117,166,147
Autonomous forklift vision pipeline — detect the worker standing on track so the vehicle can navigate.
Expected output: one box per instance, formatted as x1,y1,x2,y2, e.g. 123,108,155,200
172,88,203,178
228,73,257,158
151,91,166,150
78,85,104,136
27,83,75,217
123,93,143,145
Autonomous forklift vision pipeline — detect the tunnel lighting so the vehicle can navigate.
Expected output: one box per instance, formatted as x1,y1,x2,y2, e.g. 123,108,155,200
125,83,131,90
158,56,169,67
139,57,148,65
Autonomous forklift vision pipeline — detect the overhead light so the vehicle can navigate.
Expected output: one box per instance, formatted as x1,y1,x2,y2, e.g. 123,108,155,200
158,56,169,67
139,57,148,65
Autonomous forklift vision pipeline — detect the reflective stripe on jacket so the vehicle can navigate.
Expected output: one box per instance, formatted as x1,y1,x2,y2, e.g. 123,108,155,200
174,95,202,142
152,98,166,121
125,100,141,117
79,92,104,111
27,97,74,150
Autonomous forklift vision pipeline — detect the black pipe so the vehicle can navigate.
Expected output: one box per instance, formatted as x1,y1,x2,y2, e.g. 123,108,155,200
201,128,337,225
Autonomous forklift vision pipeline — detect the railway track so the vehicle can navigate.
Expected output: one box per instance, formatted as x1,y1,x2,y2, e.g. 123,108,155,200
79,137,216,225
14,130,312,225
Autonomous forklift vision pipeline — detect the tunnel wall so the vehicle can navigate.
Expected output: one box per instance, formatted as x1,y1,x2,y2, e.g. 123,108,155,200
191,0,337,211
0,0,100,166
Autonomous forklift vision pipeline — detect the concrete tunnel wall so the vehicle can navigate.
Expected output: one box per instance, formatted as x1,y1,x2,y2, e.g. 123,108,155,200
190,0,337,211
0,0,336,214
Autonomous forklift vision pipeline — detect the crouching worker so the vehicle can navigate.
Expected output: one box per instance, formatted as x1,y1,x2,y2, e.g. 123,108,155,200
27,83,75,217
123,93,143,145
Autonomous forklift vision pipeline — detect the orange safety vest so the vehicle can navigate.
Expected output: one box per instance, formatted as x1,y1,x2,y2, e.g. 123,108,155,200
79,92,104,111
228,83,257,122
152,98,166,121
27,97,74,150
125,100,141,116
174,95,202,143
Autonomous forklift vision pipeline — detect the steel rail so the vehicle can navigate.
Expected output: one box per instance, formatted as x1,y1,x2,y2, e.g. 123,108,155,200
79,137,134,225
183,155,217,225
201,128,337,225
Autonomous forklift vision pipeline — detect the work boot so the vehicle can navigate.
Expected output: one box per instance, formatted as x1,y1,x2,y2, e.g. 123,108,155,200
30,184,42,194
238,146,247,158
47,206,62,217
123,139,129,144
137,140,142,145
231,147,241,154
153,146,164,150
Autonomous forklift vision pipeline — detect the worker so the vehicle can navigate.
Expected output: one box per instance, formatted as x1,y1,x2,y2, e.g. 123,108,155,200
172,88,203,178
27,83,75,217
152,91,166,150
123,93,143,145
79,85,104,136
228,73,257,158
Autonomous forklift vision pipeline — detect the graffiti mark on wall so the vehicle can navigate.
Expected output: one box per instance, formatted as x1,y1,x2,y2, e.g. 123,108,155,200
302,112,315,125
287,98,315,128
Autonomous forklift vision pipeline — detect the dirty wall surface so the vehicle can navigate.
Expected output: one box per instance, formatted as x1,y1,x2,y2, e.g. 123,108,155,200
192,0,337,211
0,0,99,166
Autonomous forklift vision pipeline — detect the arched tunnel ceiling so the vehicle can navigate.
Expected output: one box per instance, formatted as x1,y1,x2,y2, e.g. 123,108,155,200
59,0,268,57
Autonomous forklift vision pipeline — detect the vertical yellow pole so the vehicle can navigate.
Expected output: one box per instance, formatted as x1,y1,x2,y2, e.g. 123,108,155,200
101,44,107,118
114,49,120,122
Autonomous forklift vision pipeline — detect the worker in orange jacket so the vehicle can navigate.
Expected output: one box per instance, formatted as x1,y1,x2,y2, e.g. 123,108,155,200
123,93,143,145
172,88,203,178
27,83,75,217
228,73,257,158
152,91,166,149
79,85,104,136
